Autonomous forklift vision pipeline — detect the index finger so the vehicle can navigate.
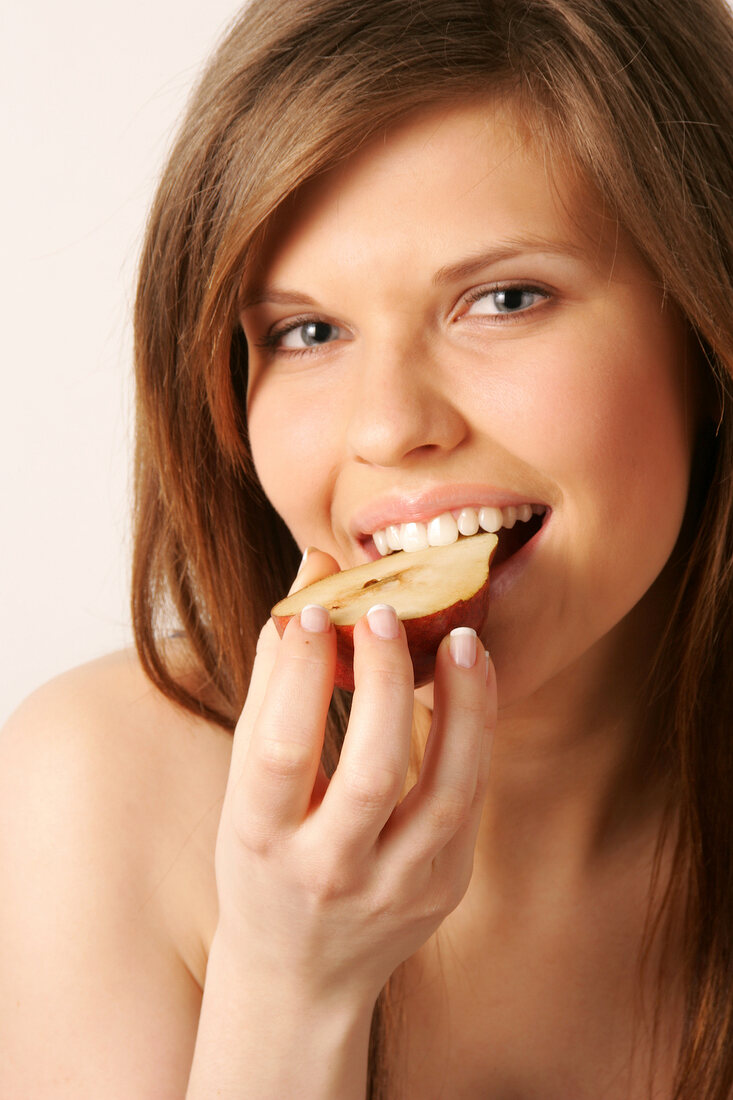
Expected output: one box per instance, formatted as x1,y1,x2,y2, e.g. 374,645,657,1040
227,547,341,786
235,606,336,833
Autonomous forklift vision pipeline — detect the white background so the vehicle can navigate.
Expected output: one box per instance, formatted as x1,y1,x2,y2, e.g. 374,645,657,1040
1,1,244,725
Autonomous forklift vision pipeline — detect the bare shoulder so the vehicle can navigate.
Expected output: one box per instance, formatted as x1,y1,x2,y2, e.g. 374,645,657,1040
0,649,233,1098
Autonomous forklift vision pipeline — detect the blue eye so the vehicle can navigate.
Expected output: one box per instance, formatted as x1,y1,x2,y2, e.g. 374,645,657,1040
466,286,547,316
278,320,341,349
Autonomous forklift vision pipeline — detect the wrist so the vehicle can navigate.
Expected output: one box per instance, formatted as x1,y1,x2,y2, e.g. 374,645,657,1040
187,925,376,1100
209,912,381,1019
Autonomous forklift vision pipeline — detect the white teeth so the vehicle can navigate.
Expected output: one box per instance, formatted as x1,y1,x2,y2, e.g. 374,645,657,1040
370,503,547,556
401,521,430,552
386,524,402,551
427,512,459,546
373,529,390,556
478,506,503,533
457,507,479,536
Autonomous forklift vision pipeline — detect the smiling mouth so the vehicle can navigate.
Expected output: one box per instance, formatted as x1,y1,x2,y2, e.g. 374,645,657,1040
364,504,549,568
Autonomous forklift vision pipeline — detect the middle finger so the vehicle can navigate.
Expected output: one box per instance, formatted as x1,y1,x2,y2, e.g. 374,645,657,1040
314,604,415,856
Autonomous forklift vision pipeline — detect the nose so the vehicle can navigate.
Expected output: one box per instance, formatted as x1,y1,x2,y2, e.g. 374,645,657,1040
345,339,468,468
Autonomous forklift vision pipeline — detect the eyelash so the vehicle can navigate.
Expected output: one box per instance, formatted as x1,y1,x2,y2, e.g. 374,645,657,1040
255,315,332,355
255,282,550,357
460,282,550,315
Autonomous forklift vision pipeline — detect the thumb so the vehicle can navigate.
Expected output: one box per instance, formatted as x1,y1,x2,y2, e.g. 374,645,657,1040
287,545,342,595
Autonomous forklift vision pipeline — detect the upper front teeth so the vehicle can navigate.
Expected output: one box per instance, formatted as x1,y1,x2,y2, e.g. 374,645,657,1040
371,504,545,557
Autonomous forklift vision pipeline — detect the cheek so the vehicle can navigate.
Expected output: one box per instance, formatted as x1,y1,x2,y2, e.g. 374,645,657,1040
484,323,695,702
580,319,694,527
536,324,693,611
247,389,287,501
482,312,693,609
495,310,693,516
247,379,337,541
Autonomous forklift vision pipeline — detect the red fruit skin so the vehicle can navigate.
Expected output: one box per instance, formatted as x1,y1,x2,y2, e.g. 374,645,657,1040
272,578,490,692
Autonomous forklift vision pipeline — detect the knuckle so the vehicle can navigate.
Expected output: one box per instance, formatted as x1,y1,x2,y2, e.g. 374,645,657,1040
258,736,313,779
342,765,403,810
425,791,470,833
452,694,488,726
374,665,414,690
426,878,467,919
354,654,413,692
308,859,351,904
354,660,413,695
226,802,278,856
285,650,331,676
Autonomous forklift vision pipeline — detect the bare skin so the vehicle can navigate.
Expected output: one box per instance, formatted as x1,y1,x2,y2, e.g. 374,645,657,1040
0,558,683,1099
0,99,696,1097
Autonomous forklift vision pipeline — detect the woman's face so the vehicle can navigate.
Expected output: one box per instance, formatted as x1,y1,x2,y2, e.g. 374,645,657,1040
241,100,699,710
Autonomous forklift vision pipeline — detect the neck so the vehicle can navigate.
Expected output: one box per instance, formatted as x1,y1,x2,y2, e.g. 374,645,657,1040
416,572,678,899
493,592,679,898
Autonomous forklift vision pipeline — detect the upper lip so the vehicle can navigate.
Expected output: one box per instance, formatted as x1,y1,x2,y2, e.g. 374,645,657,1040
350,483,549,541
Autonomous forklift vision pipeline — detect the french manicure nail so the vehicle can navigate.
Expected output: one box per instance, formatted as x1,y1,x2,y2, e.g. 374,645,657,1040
450,627,477,668
367,603,399,640
300,603,330,633
485,649,491,682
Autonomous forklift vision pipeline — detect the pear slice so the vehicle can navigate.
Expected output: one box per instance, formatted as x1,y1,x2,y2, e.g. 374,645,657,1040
271,532,497,690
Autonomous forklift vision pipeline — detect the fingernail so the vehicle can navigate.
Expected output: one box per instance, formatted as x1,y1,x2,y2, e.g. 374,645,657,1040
300,603,330,633
485,649,491,682
450,627,477,669
367,603,399,640
297,546,314,576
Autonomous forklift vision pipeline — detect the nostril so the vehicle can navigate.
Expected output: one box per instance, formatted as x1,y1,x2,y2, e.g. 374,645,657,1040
347,383,467,468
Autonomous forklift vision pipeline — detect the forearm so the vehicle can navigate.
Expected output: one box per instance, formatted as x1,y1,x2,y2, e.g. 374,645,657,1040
186,929,374,1100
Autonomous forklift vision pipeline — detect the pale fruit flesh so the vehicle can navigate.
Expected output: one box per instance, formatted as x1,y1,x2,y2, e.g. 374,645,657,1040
271,532,497,690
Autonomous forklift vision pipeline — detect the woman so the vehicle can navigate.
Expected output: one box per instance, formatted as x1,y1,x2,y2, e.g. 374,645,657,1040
2,0,733,1096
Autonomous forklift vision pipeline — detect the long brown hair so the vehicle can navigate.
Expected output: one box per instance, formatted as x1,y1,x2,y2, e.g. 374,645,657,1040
132,1,733,1095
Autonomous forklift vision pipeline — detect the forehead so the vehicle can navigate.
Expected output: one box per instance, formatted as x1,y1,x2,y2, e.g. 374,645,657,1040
249,98,623,285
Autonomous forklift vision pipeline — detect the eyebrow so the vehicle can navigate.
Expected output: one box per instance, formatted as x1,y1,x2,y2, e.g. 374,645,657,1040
241,287,321,310
432,236,594,286
240,235,593,311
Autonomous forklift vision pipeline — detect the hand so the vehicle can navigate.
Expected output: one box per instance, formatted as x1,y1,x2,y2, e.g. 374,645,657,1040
213,547,497,1015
